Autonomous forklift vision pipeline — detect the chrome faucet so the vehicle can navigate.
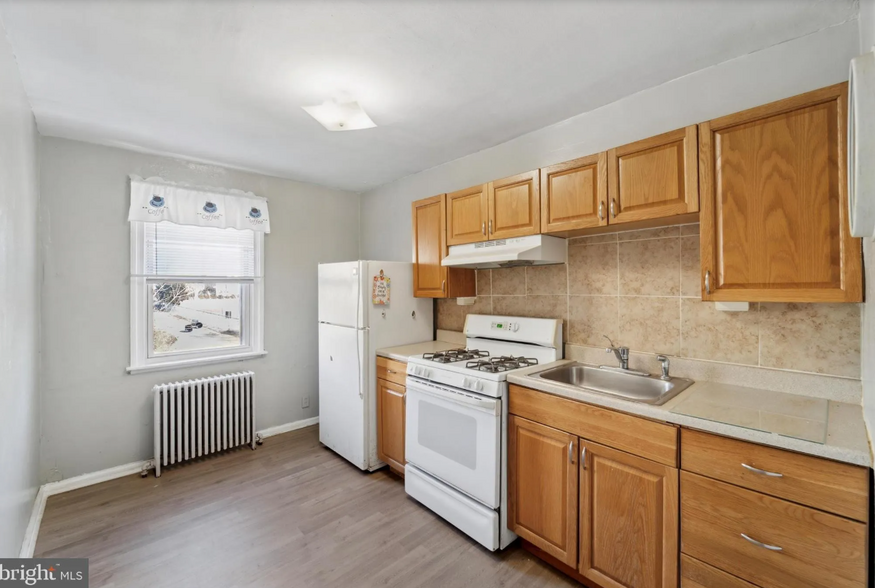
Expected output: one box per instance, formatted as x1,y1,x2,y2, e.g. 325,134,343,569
656,355,671,380
603,336,630,370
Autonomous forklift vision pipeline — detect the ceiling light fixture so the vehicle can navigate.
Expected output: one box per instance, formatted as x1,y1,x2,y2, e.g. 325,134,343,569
302,100,376,131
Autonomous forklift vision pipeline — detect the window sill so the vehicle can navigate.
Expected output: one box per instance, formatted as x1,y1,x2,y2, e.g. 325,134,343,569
127,351,268,375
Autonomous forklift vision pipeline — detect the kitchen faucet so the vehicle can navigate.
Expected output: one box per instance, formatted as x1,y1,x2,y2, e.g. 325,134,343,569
603,335,629,370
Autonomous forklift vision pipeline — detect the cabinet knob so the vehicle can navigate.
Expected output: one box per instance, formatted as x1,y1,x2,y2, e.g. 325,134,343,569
580,446,587,470
598,201,605,221
488,219,493,235
567,440,574,464
610,198,617,218
482,221,486,235
441,279,446,293
704,270,711,295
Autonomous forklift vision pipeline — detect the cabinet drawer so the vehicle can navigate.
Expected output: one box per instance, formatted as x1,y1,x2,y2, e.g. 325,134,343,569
681,471,867,588
681,428,868,521
376,357,407,386
681,555,759,588
509,385,677,466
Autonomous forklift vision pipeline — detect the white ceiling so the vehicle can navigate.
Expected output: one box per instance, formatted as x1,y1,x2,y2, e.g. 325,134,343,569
0,0,859,192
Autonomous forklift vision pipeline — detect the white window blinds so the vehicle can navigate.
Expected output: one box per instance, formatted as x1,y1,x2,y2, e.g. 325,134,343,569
144,221,256,278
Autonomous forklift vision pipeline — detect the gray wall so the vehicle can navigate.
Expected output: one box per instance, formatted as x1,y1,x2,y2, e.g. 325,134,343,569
0,17,41,557
861,0,875,53
360,21,859,262
39,138,360,482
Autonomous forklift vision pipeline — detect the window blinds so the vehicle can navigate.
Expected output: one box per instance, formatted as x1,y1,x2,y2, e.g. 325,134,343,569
144,221,256,278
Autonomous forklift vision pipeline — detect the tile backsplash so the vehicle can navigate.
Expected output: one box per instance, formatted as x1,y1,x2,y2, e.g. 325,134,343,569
437,224,861,379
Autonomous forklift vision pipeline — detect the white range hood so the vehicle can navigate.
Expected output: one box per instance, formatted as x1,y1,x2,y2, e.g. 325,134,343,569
441,234,567,269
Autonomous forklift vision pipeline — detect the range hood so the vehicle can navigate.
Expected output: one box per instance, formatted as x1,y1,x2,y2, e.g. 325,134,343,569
441,234,567,269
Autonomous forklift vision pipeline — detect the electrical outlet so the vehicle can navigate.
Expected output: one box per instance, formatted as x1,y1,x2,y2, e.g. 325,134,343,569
302,396,310,409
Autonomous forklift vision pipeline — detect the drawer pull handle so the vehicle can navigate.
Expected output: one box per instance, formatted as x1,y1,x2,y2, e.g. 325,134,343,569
387,370,397,374
741,533,783,552
741,463,783,477
568,440,574,464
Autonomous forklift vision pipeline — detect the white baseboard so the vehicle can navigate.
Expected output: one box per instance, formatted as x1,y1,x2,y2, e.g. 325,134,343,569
19,486,47,558
18,416,320,557
258,416,319,438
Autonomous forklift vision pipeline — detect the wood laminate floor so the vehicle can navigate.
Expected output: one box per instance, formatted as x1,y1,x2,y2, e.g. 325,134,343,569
35,425,578,587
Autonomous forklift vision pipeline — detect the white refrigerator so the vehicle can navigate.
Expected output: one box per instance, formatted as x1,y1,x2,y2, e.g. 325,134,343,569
318,260,433,470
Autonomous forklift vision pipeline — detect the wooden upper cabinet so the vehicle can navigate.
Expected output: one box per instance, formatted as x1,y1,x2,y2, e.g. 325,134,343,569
412,194,447,297
411,194,476,298
446,183,488,245
699,83,863,302
579,441,678,588
508,415,578,567
377,379,405,473
489,170,540,239
608,126,699,224
540,153,608,234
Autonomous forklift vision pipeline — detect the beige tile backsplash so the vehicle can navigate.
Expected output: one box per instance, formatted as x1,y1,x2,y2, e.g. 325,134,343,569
437,223,862,379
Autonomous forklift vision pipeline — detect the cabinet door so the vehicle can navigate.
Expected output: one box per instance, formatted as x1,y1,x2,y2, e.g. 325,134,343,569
377,379,405,471
541,153,608,234
412,194,448,297
579,440,678,588
607,126,698,224
699,83,863,302
446,183,488,245
488,170,540,239
508,415,578,567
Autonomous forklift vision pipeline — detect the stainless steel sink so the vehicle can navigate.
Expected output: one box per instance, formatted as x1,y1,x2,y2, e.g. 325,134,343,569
531,362,694,405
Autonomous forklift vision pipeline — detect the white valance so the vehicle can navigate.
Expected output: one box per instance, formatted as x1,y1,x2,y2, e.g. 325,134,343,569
128,176,271,233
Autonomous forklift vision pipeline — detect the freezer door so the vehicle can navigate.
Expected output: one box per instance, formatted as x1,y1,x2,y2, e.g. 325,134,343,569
318,323,367,469
318,261,364,328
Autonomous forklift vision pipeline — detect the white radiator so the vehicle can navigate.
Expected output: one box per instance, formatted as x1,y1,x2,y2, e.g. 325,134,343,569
153,371,256,477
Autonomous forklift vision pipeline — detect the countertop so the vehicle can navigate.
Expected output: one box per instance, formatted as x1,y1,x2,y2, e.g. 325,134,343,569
376,340,461,363
508,360,871,467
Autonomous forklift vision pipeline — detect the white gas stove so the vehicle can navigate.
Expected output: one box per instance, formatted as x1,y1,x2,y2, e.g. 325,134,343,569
404,315,562,551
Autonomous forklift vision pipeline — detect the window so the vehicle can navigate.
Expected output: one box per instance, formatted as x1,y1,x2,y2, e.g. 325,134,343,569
129,221,265,373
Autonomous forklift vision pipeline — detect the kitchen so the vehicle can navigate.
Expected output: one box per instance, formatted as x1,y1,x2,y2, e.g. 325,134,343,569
1,2,873,588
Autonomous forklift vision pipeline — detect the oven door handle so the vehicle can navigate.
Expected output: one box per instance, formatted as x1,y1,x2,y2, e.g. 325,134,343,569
407,383,499,415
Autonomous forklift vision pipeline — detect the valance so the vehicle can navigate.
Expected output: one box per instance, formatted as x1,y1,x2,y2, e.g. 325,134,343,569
128,176,270,233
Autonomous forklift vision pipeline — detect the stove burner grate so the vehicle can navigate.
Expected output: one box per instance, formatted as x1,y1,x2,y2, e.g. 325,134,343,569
422,349,490,363
465,356,539,372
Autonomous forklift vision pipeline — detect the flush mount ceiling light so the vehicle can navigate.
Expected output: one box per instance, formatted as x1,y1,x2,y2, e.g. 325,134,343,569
301,100,376,131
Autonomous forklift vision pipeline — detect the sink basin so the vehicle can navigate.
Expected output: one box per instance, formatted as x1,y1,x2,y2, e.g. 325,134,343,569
531,363,694,405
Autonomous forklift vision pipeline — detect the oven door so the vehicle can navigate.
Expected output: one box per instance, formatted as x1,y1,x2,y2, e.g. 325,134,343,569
405,377,500,508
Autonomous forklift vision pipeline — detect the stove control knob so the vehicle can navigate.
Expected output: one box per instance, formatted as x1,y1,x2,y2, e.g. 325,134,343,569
512,323,520,332
474,380,483,391
463,378,471,389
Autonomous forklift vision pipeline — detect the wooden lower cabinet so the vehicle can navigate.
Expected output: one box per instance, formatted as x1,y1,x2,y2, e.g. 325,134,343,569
508,404,678,588
509,387,869,588
508,415,578,566
681,554,760,588
680,471,867,588
376,378,405,473
579,441,678,588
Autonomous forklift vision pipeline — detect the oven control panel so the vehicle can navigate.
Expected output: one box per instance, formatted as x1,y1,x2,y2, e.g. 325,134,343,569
490,320,519,332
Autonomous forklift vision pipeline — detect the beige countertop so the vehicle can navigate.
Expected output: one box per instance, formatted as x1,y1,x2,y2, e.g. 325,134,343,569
508,360,871,467
376,340,461,363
